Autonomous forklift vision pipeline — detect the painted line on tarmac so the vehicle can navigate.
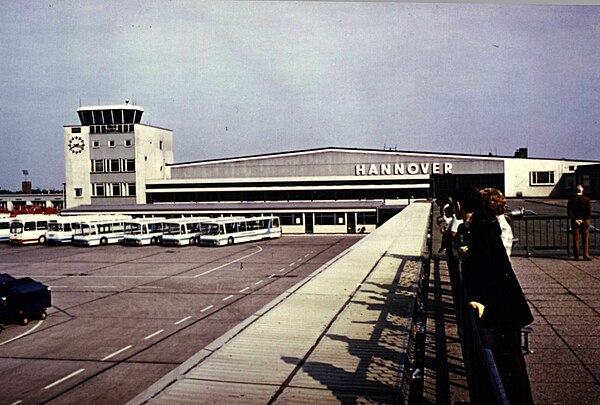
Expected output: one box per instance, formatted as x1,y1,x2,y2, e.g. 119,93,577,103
192,246,263,278
268,274,276,278
144,329,165,340
43,368,85,390
0,320,44,346
279,268,286,272
101,345,133,361
222,295,234,301
289,262,295,267
239,287,250,293
83,285,115,289
136,286,164,289
200,305,214,312
254,280,263,286
304,253,310,258
10,400,23,405
174,316,192,325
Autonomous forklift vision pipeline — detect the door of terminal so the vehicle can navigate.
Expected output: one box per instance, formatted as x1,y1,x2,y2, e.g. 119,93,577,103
304,213,314,234
347,212,356,234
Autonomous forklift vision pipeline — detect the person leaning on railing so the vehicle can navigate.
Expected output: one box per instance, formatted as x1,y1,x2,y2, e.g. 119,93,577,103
454,186,534,405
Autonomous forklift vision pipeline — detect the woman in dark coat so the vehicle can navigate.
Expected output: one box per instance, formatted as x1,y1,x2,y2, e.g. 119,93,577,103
454,186,534,404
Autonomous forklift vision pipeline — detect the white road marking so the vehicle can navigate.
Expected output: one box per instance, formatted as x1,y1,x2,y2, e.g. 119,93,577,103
200,305,214,312
0,320,44,346
143,329,165,340
254,280,263,285
192,246,263,278
174,316,192,325
83,285,115,289
239,287,250,293
136,286,163,289
101,345,133,361
304,254,310,258
10,400,23,405
279,268,286,272
222,295,234,301
289,262,295,267
43,368,85,390
268,274,276,278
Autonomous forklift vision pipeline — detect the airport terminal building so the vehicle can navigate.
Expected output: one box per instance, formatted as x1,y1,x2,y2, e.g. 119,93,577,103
64,103,599,232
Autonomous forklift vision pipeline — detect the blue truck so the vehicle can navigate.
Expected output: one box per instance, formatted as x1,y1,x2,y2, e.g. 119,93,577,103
0,273,51,329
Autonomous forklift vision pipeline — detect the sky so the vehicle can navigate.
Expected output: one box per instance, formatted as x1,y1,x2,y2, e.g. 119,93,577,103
1,1,599,191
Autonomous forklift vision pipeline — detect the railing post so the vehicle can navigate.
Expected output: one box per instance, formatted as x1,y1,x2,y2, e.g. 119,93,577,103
566,217,571,258
525,219,530,257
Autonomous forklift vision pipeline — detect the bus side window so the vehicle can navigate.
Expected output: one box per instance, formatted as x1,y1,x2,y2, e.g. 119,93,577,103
25,222,36,231
37,221,48,230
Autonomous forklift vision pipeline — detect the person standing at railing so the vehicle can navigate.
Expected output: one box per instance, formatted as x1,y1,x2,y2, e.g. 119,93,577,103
454,186,534,405
567,185,592,261
480,188,513,258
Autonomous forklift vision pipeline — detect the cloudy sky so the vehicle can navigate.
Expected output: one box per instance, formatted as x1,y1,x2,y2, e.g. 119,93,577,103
1,1,599,191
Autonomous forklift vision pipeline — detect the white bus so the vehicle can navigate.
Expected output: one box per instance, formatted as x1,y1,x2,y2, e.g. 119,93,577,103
72,215,133,246
161,217,210,246
46,215,104,244
0,217,13,242
123,217,167,246
9,215,58,245
199,216,281,246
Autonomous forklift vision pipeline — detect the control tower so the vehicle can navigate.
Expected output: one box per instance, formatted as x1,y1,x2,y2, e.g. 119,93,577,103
64,101,173,208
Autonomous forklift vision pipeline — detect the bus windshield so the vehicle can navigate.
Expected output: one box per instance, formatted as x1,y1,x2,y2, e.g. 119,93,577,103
77,224,94,236
164,223,182,235
10,222,23,234
125,223,143,235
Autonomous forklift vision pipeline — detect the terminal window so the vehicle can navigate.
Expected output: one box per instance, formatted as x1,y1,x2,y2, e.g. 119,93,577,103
530,171,555,186
74,188,83,197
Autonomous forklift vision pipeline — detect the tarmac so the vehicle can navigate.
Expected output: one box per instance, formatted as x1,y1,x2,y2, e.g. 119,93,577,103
128,202,600,404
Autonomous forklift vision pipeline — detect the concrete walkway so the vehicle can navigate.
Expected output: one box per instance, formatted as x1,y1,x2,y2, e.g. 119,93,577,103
129,202,431,404
515,256,600,405
424,251,600,404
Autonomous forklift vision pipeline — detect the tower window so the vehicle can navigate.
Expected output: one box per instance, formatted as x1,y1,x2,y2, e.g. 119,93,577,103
108,140,115,147
124,139,132,147
74,188,83,197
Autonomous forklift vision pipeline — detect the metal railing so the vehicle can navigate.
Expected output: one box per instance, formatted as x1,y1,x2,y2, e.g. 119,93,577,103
511,214,600,257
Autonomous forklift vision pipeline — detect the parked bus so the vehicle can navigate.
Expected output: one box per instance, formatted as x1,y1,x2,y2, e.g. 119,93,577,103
123,217,167,246
161,217,210,246
9,215,58,245
0,217,12,242
45,215,104,244
72,215,133,246
199,216,281,246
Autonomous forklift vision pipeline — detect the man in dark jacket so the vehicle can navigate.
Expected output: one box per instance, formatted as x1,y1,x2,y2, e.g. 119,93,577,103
567,185,592,261
454,186,534,404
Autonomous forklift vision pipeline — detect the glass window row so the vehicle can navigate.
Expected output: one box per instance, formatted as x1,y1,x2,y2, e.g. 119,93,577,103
92,159,135,173
93,183,136,197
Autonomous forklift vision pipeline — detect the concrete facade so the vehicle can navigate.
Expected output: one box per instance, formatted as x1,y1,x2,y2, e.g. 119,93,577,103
64,103,173,208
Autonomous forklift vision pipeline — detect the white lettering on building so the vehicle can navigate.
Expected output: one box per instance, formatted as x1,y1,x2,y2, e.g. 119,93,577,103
354,162,454,176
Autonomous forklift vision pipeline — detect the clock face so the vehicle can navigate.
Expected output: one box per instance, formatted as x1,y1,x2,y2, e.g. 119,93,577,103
69,136,85,154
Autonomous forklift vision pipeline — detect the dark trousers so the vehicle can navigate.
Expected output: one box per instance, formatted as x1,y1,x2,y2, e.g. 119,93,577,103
571,219,590,259
486,328,534,405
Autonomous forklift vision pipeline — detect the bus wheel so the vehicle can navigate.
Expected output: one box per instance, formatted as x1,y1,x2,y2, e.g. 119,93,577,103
39,310,47,320
100,237,108,246
38,235,46,244
151,237,158,245
21,317,29,326
227,237,234,245
189,237,195,245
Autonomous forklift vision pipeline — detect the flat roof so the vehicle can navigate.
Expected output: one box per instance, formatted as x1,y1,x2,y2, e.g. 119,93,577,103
62,201,386,215
168,146,600,168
